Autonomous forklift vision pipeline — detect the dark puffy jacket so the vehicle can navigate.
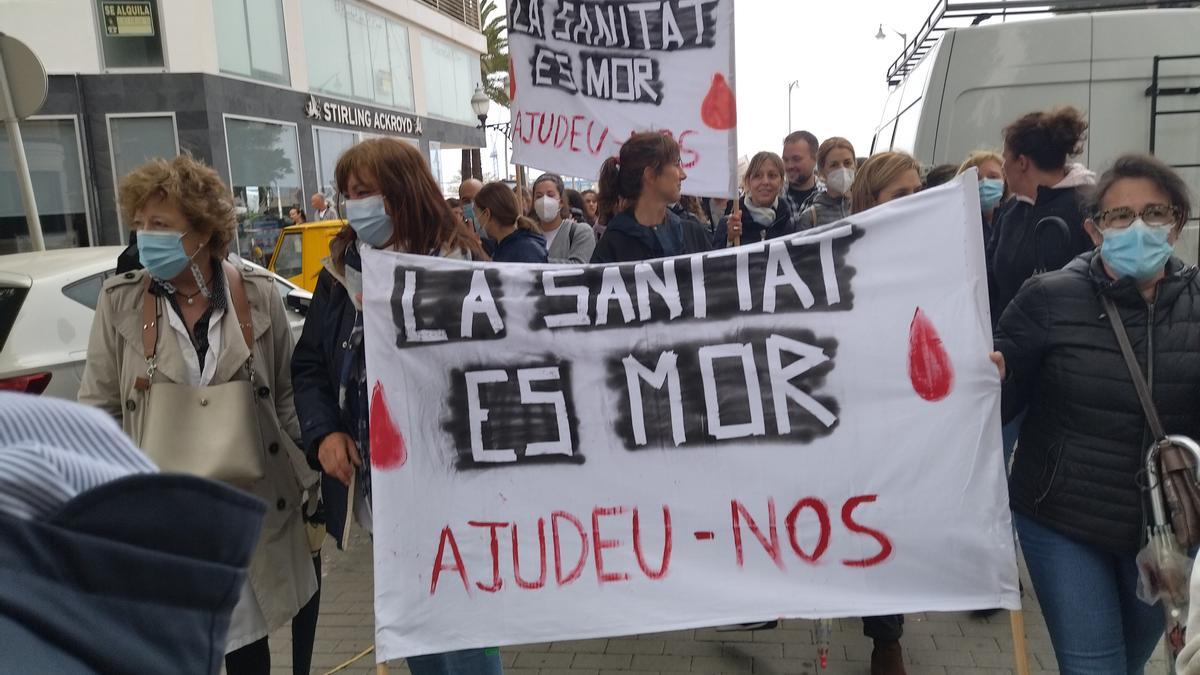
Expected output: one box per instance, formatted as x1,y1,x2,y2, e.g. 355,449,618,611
995,251,1200,553
987,181,1094,322
491,228,548,263
712,196,798,248
291,264,358,547
591,210,712,264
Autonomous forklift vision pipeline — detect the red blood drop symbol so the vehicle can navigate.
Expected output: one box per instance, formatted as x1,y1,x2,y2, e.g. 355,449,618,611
908,308,954,401
370,381,407,469
507,57,516,102
701,73,736,130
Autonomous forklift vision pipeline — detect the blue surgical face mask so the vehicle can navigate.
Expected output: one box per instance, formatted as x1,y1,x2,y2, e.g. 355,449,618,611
137,230,197,281
346,194,393,248
1100,219,1174,281
979,178,1004,211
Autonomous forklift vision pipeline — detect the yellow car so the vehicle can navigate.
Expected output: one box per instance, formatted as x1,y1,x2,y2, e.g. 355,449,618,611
269,220,344,292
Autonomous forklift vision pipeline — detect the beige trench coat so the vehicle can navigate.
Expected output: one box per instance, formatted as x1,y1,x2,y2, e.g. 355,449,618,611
78,264,319,636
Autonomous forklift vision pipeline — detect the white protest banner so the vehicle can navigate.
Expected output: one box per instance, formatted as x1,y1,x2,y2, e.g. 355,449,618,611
506,0,737,197
362,172,1020,661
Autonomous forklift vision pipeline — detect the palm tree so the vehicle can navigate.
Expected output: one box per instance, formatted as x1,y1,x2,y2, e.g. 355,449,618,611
463,0,508,182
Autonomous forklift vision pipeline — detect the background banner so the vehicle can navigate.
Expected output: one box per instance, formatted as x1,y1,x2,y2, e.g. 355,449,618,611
363,172,1019,661
506,0,738,197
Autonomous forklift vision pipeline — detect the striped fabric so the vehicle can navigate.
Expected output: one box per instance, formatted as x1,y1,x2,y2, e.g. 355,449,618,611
0,392,157,520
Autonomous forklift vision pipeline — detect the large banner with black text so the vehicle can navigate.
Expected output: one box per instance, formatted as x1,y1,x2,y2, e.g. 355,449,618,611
363,173,1020,660
505,0,738,197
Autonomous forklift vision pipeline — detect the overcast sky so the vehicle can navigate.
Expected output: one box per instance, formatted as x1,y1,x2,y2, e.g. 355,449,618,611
470,0,940,188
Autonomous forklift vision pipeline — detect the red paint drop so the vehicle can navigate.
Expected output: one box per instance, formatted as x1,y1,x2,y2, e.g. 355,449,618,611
370,381,407,469
908,308,954,402
508,57,516,102
700,73,736,130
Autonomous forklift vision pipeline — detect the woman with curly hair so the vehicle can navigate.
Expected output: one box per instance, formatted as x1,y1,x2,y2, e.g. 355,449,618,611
79,154,320,674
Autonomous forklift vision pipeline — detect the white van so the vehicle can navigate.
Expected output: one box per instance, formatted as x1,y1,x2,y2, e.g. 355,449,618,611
872,5,1200,260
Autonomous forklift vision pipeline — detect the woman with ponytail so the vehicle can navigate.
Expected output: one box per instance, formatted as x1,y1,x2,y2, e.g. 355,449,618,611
475,181,548,263
590,132,712,263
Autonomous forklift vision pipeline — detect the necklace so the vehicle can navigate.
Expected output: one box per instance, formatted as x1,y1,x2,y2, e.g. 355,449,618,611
176,287,204,305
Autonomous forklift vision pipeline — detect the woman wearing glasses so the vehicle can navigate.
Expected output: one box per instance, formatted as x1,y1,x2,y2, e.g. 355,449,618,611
991,154,1198,674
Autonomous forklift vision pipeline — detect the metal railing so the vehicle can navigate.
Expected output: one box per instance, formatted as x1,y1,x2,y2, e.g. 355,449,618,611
418,0,481,30
886,0,1200,85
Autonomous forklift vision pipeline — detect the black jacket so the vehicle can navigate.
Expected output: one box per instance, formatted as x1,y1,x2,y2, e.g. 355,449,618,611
987,183,1094,322
995,251,1200,553
0,475,262,674
712,196,798,248
591,210,712,264
491,228,548,263
291,264,358,547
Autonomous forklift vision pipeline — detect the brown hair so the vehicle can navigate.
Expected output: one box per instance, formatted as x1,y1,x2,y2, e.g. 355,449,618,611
1003,106,1088,171
597,132,681,224
742,151,786,190
850,151,922,214
815,137,856,174
957,150,1005,176
513,185,533,216
330,138,483,269
532,172,568,219
118,154,236,260
680,195,708,225
1090,154,1193,233
475,182,541,234
783,130,819,157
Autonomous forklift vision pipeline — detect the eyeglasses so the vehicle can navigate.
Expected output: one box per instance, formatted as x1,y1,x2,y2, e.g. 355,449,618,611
1094,204,1180,230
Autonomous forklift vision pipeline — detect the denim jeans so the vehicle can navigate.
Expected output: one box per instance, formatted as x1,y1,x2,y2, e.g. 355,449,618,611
408,648,503,675
1014,512,1163,674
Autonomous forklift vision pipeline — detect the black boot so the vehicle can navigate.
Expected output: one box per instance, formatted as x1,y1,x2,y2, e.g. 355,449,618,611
870,639,906,675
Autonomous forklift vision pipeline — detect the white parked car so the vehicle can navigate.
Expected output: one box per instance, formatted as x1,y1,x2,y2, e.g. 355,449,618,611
0,246,311,400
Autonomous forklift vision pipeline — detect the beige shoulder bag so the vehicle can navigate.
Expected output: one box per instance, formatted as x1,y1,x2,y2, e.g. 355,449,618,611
137,262,266,485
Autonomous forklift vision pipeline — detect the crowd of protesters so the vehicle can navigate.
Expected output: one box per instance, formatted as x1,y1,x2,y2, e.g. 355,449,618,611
6,98,1199,675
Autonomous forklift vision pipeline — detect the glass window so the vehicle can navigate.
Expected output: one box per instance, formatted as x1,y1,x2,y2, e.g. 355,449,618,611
0,119,91,254
273,231,303,279
108,115,178,230
214,0,290,85
225,117,302,265
95,0,165,68
301,0,350,96
62,273,107,311
313,126,356,198
421,35,476,122
302,0,415,111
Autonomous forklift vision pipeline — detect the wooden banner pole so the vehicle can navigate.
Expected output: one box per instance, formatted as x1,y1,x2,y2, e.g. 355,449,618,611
1010,610,1030,675
729,193,741,247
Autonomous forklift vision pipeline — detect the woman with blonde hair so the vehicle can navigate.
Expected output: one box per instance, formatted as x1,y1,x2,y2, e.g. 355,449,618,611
79,154,319,674
799,137,857,228
291,138,500,674
958,150,1008,241
850,151,923,214
715,151,797,247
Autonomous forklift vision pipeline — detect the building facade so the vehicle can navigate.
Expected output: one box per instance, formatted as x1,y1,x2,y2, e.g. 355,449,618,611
1,0,488,256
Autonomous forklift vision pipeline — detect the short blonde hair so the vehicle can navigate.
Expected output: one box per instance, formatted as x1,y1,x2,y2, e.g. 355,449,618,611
850,151,922,215
742,151,786,190
118,155,236,260
957,150,1004,176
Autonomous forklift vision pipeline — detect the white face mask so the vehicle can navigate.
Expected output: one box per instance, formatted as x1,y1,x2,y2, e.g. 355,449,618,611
826,167,856,195
534,196,560,223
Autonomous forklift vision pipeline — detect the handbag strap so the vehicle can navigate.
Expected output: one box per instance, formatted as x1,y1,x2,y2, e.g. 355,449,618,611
139,260,255,361
1101,294,1167,441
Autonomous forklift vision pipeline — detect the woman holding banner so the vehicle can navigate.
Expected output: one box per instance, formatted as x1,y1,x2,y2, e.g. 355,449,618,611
712,151,797,247
590,132,712,263
290,138,501,675
992,154,1198,675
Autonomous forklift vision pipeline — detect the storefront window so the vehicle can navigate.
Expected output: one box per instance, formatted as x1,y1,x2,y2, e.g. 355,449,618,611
224,117,302,265
302,0,414,111
420,35,476,123
0,119,91,254
214,0,290,85
313,126,356,199
95,0,165,68
108,115,178,233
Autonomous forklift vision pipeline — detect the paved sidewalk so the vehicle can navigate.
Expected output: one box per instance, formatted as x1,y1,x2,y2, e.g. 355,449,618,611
267,529,1169,675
